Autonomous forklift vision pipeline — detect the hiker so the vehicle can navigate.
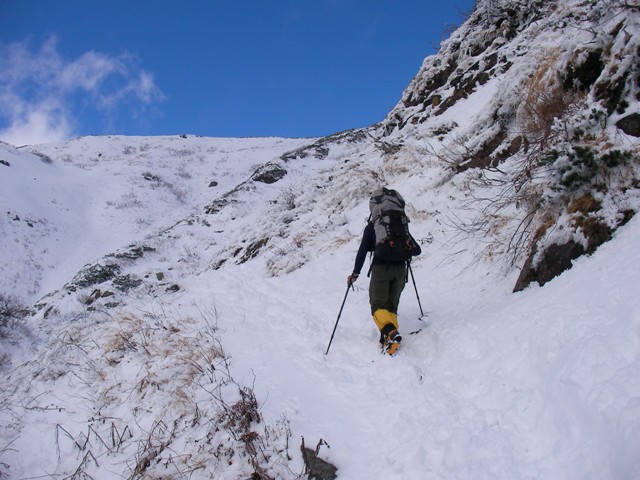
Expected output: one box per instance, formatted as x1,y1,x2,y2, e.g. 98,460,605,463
347,187,421,355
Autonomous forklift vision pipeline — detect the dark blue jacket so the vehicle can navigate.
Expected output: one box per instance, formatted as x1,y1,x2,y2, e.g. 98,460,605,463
352,222,421,275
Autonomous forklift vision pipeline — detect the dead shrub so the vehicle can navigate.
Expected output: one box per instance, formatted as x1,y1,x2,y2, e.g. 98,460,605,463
567,193,612,252
567,193,601,215
532,212,557,241
0,293,28,336
518,49,584,152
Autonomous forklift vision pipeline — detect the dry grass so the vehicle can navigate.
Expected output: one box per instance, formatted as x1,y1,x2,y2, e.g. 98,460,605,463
518,49,584,152
567,193,601,215
29,299,300,479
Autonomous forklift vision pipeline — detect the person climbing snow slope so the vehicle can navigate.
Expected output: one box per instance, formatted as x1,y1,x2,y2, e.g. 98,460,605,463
347,187,421,355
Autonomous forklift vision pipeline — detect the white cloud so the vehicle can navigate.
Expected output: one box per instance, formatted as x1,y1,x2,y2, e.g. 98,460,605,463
135,71,163,104
58,51,125,92
0,36,164,147
0,106,71,147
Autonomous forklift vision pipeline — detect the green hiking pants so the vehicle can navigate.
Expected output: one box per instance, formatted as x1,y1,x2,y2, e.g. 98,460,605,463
369,263,407,315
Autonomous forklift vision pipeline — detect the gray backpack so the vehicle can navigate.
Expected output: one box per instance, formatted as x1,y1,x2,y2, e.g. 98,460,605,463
369,188,416,263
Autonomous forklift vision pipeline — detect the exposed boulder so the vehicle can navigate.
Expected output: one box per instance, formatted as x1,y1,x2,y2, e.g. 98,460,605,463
514,207,630,292
301,438,337,480
251,163,287,184
71,263,121,289
513,240,585,292
617,113,640,137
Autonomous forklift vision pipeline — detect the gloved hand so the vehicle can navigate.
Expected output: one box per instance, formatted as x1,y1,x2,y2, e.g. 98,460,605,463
347,273,359,285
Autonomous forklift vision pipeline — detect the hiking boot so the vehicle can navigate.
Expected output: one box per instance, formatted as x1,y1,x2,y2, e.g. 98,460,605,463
383,329,402,356
379,322,396,344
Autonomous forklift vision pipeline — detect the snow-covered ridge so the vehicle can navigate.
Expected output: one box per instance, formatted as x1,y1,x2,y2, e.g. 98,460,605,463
0,135,312,303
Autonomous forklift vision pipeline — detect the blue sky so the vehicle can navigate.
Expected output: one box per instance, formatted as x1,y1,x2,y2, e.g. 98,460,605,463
0,1,475,146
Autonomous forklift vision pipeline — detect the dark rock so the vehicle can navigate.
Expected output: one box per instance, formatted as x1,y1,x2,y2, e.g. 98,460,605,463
595,76,627,114
301,438,337,480
73,263,121,288
563,48,604,91
205,198,232,214
404,58,457,108
112,275,143,292
87,289,102,303
251,163,288,184
618,209,636,226
238,238,269,264
113,246,155,260
617,113,640,137
579,218,612,254
142,172,161,182
514,241,585,292
535,241,585,286
456,129,508,171
513,249,537,293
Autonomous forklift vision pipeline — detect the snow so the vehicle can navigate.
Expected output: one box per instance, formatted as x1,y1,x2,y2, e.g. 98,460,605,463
2,0,640,478
0,136,311,303
1,130,639,479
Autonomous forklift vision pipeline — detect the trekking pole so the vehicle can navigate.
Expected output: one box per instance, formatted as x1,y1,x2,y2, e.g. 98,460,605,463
408,263,424,318
325,284,352,355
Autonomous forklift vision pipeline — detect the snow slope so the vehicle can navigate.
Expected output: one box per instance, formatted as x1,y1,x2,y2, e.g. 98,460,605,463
1,128,639,479
0,135,311,303
2,0,640,478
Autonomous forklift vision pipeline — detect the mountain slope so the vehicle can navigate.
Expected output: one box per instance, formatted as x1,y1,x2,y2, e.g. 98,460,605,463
0,135,311,303
2,132,639,477
2,0,640,478
381,0,640,288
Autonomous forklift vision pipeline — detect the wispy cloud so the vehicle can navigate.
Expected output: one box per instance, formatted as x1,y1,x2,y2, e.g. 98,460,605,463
0,36,164,147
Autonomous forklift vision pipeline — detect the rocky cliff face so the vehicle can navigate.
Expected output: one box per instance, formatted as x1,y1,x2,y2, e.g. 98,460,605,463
378,0,640,290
